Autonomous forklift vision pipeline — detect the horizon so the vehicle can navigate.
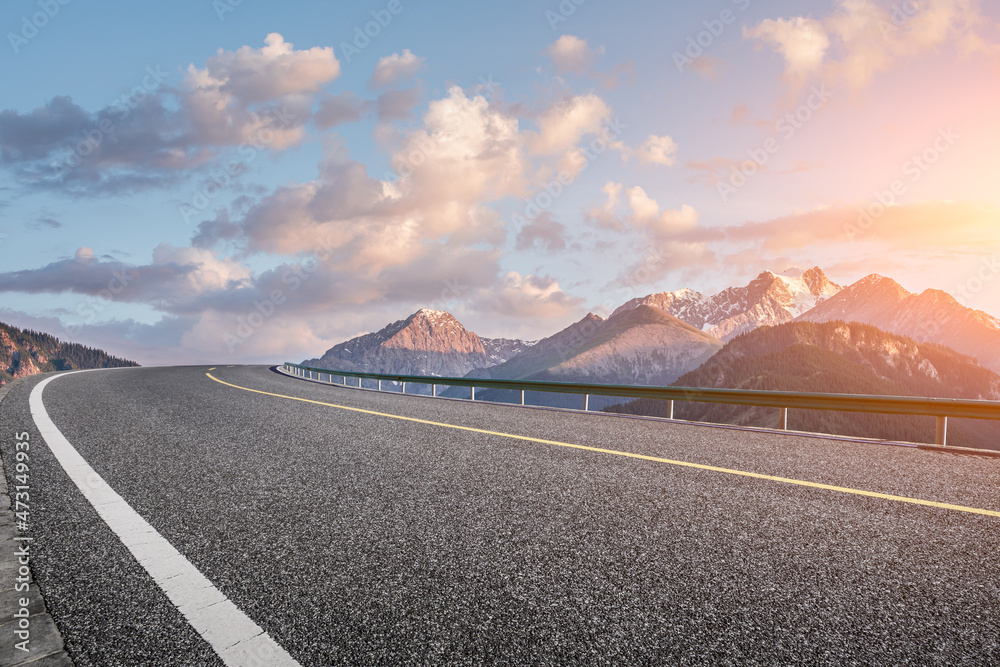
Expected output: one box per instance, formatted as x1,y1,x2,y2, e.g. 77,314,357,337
324,265,962,344
2,1,999,366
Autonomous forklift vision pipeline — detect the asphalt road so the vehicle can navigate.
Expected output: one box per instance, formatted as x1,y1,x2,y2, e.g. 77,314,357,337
2,365,999,666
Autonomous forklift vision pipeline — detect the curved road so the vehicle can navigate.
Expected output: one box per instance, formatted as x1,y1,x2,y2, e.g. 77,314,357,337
2,365,999,665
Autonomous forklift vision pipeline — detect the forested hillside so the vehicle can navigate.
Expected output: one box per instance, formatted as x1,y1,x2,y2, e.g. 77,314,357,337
1,321,138,384
606,321,1000,450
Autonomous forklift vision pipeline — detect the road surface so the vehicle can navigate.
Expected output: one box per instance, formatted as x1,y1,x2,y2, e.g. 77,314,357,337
1,365,998,665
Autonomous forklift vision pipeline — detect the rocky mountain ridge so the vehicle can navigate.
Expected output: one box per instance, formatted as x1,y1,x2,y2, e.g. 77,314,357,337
612,267,842,341
475,305,724,387
305,309,535,377
301,266,1000,394
795,274,1000,373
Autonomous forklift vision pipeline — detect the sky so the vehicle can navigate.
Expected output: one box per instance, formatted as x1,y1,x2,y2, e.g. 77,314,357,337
0,0,999,366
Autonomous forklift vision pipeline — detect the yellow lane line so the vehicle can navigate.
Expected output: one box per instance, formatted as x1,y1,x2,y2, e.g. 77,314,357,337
206,373,1000,519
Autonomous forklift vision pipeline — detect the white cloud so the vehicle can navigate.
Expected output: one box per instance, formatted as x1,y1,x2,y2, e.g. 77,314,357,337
595,183,700,239
369,49,425,89
545,35,600,74
192,33,340,106
630,134,679,167
527,93,612,157
473,272,582,319
746,0,998,92
587,181,623,227
183,33,340,150
626,186,661,222
195,86,524,276
150,244,252,298
744,17,830,81
0,33,343,195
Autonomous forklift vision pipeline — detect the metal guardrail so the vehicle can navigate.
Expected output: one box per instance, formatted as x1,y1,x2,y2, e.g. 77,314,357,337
282,362,1000,447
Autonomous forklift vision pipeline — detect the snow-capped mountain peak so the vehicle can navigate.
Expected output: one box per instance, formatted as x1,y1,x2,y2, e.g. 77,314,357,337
611,266,843,341
770,267,842,318
414,308,451,320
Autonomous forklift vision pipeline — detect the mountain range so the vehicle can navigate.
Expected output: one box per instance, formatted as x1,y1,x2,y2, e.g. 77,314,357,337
612,267,842,341
302,265,1000,445
796,274,1000,373
305,268,847,382
605,320,1000,450
470,305,723,386
1,320,139,384
304,309,535,378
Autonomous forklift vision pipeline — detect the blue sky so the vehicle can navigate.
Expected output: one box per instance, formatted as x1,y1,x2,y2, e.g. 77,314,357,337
1,0,999,365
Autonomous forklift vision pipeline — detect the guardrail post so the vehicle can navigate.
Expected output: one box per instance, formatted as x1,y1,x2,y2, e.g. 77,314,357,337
936,416,948,446
278,369,997,449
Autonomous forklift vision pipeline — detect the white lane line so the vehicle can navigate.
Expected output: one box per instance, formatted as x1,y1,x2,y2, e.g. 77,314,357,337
30,371,300,667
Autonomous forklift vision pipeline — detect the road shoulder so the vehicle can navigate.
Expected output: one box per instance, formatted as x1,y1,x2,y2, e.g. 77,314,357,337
0,376,73,666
